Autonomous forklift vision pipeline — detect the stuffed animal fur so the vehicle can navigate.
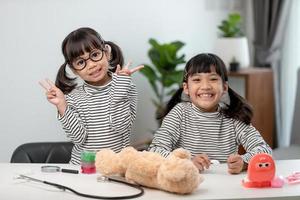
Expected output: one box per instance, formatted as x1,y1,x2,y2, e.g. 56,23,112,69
95,147,204,194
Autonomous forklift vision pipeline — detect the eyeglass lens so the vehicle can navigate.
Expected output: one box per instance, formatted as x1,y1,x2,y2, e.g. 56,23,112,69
72,49,103,70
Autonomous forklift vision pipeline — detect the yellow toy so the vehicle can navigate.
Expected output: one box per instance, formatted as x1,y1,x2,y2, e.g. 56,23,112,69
95,147,203,194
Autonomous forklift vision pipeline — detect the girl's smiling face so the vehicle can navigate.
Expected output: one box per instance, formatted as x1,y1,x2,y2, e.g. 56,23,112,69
183,67,228,112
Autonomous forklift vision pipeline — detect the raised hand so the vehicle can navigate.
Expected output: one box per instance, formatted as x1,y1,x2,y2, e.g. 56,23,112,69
115,61,144,76
39,79,67,116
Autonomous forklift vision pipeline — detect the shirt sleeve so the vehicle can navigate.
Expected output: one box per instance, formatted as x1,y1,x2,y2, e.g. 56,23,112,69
235,120,272,163
128,81,138,130
121,79,138,147
148,104,183,157
58,95,88,145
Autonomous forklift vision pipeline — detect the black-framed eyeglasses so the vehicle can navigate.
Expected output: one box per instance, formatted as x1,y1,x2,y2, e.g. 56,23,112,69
71,49,104,71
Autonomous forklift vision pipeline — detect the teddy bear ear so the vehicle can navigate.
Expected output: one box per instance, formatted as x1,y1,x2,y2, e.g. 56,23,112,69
171,148,191,159
120,146,137,154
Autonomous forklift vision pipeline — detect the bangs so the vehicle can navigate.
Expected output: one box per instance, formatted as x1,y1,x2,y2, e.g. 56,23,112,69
65,33,104,62
187,60,216,75
185,53,227,82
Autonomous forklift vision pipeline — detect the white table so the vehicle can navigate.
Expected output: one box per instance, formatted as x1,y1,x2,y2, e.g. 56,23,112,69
1,160,300,200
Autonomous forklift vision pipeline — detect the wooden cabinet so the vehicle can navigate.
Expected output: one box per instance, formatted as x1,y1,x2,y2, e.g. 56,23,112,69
228,68,275,148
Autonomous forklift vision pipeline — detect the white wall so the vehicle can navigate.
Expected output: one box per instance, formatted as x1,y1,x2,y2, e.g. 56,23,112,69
0,0,239,162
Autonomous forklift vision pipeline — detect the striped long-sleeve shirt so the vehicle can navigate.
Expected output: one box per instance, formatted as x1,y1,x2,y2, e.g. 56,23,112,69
149,102,272,163
58,74,137,164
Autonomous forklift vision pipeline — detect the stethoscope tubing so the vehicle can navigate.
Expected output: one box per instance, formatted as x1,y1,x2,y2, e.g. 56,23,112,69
18,174,144,199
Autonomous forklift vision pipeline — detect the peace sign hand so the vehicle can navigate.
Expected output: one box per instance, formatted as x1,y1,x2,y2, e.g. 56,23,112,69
115,61,144,76
39,79,67,115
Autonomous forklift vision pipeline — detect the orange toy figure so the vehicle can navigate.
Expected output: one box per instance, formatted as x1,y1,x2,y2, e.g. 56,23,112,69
242,153,278,188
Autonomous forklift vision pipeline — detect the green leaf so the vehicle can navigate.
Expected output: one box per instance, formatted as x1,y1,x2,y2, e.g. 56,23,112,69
139,65,157,82
139,65,159,98
149,38,160,49
171,41,185,51
141,38,186,110
166,88,179,96
228,13,241,24
168,41,185,59
148,49,162,70
217,12,243,37
162,70,184,87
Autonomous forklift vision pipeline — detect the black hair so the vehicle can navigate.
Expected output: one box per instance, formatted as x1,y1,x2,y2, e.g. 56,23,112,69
55,27,124,94
162,53,253,125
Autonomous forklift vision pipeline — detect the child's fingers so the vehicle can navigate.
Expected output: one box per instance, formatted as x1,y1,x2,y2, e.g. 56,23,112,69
115,62,143,76
192,159,204,172
38,81,48,91
130,65,144,74
227,154,235,163
201,157,211,169
38,80,51,91
227,154,243,174
193,154,210,170
46,78,56,88
227,154,240,163
228,163,243,174
46,93,55,99
199,154,211,168
123,61,132,70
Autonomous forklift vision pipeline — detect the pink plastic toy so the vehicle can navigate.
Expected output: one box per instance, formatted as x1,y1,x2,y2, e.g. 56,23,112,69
242,153,284,188
286,172,300,184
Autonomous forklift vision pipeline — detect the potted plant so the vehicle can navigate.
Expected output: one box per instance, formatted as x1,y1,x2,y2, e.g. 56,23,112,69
218,12,243,37
140,38,185,124
214,12,250,70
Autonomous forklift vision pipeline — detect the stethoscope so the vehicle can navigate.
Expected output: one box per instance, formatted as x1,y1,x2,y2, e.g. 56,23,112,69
41,165,79,174
17,173,144,199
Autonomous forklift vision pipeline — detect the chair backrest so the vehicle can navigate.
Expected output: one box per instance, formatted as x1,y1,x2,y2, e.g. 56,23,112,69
291,68,300,145
10,142,73,163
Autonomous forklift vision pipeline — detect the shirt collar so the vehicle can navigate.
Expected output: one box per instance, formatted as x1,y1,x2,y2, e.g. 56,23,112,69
83,73,114,95
190,103,221,118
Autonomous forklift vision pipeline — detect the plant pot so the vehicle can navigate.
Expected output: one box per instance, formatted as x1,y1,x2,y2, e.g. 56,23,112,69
214,37,250,70
229,61,240,72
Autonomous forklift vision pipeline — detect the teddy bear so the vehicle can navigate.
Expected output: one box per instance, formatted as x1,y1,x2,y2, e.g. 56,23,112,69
95,146,204,194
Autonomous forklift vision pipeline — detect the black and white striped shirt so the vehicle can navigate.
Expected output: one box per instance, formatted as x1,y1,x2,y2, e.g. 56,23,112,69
58,74,137,164
149,102,272,163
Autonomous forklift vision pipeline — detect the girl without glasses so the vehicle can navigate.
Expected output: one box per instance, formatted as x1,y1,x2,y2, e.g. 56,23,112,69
40,27,143,164
148,53,271,174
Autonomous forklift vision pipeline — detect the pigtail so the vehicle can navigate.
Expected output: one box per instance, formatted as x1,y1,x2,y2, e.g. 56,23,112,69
105,41,124,72
159,87,184,120
55,62,77,94
223,87,253,125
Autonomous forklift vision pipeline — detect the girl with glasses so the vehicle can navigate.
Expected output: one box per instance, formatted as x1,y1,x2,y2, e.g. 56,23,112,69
40,27,143,165
148,53,272,174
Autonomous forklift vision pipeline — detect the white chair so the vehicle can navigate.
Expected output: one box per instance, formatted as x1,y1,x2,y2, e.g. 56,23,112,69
273,68,300,159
